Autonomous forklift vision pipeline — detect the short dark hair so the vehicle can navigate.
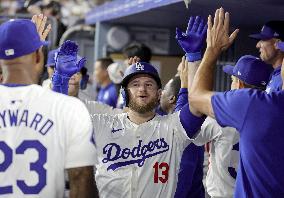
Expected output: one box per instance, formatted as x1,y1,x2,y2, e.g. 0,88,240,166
168,76,181,102
123,43,152,63
80,67,88,76
96,57,113,70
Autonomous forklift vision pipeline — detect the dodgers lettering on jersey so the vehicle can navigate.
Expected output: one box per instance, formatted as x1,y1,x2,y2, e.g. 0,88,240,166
92,108,196,198
0,84,96,198
102,138,169,171
0,109,53,135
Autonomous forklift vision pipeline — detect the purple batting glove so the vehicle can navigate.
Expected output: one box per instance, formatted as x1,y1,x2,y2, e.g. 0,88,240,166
176,16,207,62
52,40,86,95
54,40,86,77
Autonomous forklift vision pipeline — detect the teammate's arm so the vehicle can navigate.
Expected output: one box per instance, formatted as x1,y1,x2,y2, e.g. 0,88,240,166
189,8,239,117
68,166,99,198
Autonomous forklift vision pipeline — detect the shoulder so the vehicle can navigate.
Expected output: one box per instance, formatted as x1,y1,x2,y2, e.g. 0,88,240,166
212,88,265,103
34,85,87,111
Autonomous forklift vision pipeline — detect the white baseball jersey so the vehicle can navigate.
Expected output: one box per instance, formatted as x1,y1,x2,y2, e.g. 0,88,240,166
92,111,194,198
194,117,239,198
85,100,123,115
0,84,96,198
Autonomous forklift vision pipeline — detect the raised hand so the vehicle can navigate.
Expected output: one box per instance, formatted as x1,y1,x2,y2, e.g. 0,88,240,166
128,56,141,66
176,16,207,62
31,14,51,41
55,40,86,77
206,8,239,54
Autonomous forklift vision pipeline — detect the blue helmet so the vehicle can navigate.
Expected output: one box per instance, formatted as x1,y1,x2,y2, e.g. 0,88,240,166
121,62,162,89
121,62,162,107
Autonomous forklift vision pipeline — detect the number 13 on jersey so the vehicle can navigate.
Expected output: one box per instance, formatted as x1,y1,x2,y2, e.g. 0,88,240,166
153,162,169,183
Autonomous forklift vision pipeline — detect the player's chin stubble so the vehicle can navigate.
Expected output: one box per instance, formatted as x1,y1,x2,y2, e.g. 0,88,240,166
129,96,159,114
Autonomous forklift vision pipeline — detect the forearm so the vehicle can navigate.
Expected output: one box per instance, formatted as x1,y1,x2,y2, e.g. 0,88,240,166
189,48,219,117
187,60,201,92
68,166,99,198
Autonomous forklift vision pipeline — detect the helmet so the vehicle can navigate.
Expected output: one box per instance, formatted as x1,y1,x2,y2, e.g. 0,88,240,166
121,62,161,88
121,62,162,107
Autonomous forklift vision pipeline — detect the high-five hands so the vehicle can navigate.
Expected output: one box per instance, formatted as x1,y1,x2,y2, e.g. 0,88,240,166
176,16,207,62
206,8,239,54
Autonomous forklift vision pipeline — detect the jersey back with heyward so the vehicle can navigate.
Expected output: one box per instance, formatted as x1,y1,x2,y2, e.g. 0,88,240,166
0,84,96,198
92,106,199,198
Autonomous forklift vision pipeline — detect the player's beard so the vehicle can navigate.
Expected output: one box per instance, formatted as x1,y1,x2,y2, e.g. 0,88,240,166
128,94,159,114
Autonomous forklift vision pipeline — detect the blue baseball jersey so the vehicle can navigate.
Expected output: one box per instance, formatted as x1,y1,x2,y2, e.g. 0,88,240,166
212,89,284,197
266,65,282,93
96,83,118,108
174,88,205,198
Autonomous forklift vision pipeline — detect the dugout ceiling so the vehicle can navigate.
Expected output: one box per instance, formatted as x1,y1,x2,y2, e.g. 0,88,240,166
86,0,284,30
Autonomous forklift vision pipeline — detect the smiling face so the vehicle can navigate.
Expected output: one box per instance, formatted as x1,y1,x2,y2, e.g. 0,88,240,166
127,74,161,114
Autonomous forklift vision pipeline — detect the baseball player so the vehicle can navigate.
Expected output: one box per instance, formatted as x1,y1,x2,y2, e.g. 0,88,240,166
0,16,97,197
52,16,207,198
249,20,284,93
190,8,284,197
194,55,272,198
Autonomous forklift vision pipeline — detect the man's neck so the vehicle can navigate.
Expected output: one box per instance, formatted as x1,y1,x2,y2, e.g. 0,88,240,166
100,79,112,88
271,55,284,69
127,109,156,125
3,72,37,85
2,64,38,85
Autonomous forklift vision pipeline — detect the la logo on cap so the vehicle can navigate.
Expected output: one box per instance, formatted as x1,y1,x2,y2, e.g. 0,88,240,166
238,71,242,76
274,32,279,37
5,49,14,56
136,62,144,71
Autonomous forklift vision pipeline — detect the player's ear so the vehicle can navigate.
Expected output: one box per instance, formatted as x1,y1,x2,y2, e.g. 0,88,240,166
35,48,43,64
238,80,245,89
157,89,162,101
169,95,176,104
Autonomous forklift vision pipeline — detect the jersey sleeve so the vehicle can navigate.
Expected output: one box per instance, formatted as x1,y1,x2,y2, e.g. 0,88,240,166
211,89,253,131
193,117,222,146
84,100,123,115
169,104,205,148
174,88,188,112
64,99,97,169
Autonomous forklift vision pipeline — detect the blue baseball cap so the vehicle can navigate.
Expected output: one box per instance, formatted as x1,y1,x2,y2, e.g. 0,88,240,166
223,55,273,87
121,62,162,88
249,21,284,41
0,19,48,60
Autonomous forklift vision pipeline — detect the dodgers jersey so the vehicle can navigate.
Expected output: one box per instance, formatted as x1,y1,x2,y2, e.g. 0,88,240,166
0,84,96,198
265,65,282,94
92,105,204,198
195,117,239,198
85,100,123,115
212,89,284,197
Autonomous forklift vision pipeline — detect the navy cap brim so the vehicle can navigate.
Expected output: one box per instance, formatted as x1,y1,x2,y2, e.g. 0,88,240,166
222,65,234,76
277,42,284,52
249,33,273,40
